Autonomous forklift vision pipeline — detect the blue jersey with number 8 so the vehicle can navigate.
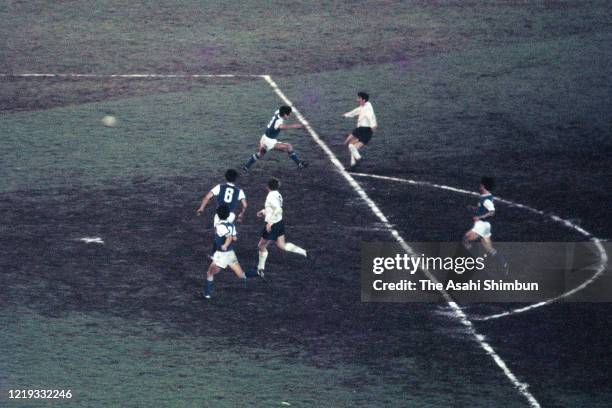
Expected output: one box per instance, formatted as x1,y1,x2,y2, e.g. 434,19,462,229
217,183,242,212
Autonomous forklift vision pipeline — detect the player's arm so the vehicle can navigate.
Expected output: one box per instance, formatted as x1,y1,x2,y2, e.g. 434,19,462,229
256,208,274,232
237,199,248,222
266,204,282,232
473,210,495,221
196,191,214,215
367,105,378,130
343,107,360,118
279,123,303,129
473,200,495,221
220,235,234,251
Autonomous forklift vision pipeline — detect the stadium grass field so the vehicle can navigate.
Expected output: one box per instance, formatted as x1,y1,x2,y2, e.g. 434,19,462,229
1,1,611,407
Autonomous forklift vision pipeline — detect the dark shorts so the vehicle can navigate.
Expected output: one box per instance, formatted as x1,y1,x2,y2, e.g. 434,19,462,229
352,127,373,144
262,220,285,241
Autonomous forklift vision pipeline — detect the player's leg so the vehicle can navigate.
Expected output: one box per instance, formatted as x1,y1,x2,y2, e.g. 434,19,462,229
227,261,247,281
348,140,364,164
343,134,359,167
274,142,308,168
481,236,509,275
462,230,480,250
257,238,271,276
480,236,494,253
276,235,308,257
344,134,358,145
243,138,270,171
203,263,221,299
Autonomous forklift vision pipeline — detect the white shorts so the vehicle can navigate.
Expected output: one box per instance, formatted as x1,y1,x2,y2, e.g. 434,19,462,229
213,212,236,226
471,220,492,238
260,135,278,151
212,250,238,269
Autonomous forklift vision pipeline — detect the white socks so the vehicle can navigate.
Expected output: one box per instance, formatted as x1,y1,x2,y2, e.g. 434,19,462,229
285,242,307,257
258,249,268,270
258,243,307,272
348,144,361,161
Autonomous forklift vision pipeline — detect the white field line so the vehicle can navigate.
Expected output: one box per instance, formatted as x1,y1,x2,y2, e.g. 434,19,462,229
350,172,609,321
0,73,263,78
263,75,541,408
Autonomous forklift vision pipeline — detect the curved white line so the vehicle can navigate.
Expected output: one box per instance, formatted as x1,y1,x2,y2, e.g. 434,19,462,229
264,76,541,407
350,172,608,321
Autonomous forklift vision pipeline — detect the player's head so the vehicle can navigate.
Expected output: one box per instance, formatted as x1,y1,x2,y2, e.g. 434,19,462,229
267,178,280,191
216,204,230,221
480,176,495,192
225,169,239,183
279,106,292,118
357,91,369,104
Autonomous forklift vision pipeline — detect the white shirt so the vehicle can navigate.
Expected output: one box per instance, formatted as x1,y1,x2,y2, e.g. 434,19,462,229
215,222,237,238
343,101,377,128
264,190,283,224
482,196,495,212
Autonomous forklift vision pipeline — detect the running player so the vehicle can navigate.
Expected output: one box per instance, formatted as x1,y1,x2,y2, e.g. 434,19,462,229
463,177,509,274
243,106,308,172
202,205,257,299
342,91,377,171
196,169,247,226
255,178,308,277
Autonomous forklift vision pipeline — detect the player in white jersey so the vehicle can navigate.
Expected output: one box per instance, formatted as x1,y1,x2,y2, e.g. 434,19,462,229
196,169,247,226
463,177,509,275
242,106,308,172
255,178,308,277
342,91,377,171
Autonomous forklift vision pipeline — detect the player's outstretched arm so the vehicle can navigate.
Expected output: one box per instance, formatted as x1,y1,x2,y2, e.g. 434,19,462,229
343,107,360,118
196,191,214,215
279,123,303,129
237,199,248,222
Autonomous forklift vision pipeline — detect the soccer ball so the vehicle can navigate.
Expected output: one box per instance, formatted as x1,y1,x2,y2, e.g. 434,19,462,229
102,115,117,127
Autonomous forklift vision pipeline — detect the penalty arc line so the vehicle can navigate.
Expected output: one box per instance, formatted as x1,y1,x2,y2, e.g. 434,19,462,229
349,171,609,321
262,75,541,408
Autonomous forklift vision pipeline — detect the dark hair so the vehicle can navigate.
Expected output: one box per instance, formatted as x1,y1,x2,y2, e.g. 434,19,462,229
225,169,238,183
357,91,369,101
216,204,230,220
279,106,292,117
267,178,280,191
481,176,495,192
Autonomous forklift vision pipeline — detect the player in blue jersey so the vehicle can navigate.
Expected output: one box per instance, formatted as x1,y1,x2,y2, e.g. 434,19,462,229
196,169,247,226
243,106,308,172
202,205,258,299
463,177,509,274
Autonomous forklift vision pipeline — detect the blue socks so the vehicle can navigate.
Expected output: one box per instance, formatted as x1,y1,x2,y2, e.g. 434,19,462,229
288,151,300,164
244,154,258,169
203,279,214,298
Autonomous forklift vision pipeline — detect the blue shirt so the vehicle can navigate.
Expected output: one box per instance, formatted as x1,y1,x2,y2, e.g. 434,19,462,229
475,194,495,219
264,110,284,139
211,183,245,213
